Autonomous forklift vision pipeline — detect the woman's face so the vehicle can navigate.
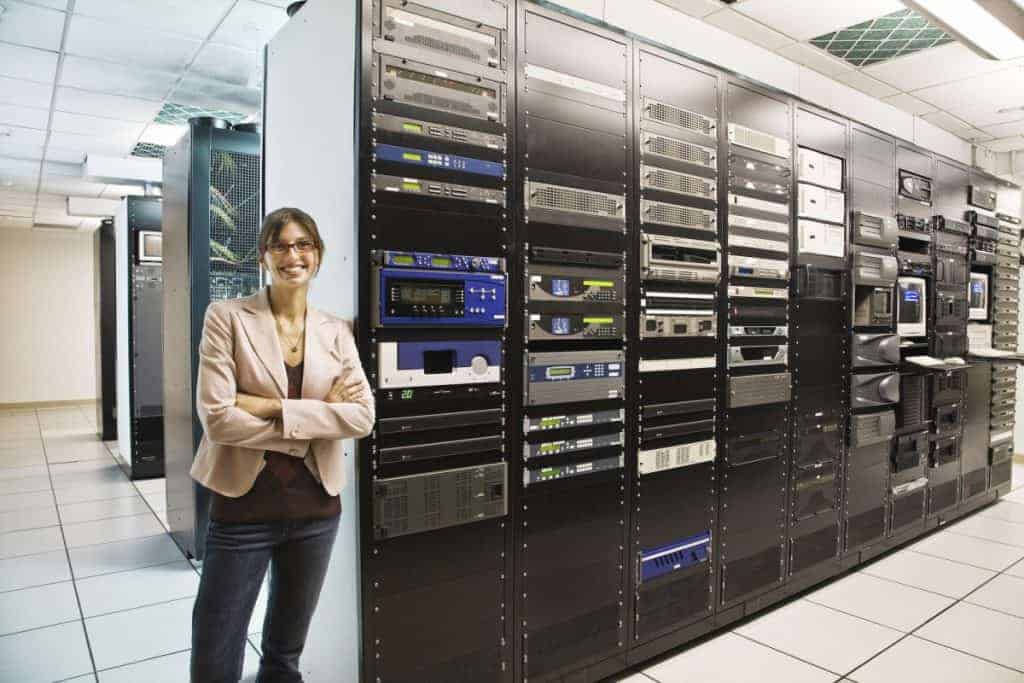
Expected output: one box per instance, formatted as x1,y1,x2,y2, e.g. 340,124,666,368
263,221,319,289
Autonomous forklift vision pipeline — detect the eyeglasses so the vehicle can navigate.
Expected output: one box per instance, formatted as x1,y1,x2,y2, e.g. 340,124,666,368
267,239,316,255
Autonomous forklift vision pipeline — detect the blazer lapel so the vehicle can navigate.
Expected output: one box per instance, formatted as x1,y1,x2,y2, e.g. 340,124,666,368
239,289,288,397
302,306,338,400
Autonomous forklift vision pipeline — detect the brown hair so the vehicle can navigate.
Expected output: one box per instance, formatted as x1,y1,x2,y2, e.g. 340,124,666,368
258,207,326,263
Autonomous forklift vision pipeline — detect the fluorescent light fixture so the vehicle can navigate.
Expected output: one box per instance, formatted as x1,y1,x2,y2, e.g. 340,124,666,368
906,0,1024,59
138,123,186,147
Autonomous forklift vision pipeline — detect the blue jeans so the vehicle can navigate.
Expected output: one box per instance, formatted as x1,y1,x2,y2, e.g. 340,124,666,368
191,516,340,682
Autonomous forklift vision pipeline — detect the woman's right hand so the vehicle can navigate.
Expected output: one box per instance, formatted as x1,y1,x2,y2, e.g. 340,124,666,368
325,373,367,404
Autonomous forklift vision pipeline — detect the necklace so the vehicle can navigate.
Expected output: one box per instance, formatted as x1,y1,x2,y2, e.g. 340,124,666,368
275,317,305,353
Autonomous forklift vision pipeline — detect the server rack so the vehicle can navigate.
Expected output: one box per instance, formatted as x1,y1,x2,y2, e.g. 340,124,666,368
94,218,117,441
163,117,262,559
350,2,1019,681
118,197,164,479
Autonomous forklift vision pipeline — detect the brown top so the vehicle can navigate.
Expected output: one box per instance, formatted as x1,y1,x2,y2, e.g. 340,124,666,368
210,362,342,524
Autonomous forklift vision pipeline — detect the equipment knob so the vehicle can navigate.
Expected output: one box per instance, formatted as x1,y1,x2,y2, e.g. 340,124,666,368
470,355,490,375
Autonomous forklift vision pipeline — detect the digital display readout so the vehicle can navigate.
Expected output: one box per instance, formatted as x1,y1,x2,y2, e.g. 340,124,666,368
431,256,452,268
397,283,455,305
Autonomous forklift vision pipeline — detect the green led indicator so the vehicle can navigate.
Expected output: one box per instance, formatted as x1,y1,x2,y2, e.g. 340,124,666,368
540,417,561,428
583,317,614,324
582,280,614,287
402,122,423,133
400,389,414,400
402,152,423,161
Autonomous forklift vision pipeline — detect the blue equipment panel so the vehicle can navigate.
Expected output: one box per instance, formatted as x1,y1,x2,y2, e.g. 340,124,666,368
527,359,623,383
640,531,712,583
374,143,505,177
375,267,506,327
381,250,503,273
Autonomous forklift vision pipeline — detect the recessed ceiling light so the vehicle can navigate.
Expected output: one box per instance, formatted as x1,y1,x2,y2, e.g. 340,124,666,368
906,0,1024,60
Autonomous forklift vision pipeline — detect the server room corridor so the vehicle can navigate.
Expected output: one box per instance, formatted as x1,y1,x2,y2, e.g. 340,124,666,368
0,404,1021,681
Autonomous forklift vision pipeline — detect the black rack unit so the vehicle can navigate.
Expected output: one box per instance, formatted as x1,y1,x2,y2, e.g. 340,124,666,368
94,218,117,441
352,2,1018,681
163,117,262,559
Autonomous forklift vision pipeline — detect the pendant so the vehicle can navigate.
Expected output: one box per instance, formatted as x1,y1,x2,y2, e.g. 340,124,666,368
291,346,298,353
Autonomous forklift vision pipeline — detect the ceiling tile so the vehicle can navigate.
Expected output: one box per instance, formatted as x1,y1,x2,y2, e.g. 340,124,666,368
0,1,66,51
0,75,53,108
0,42,59,83
735,0,905,41
882,92,938,116
22,0,68,9
982,136,1024,152
48,130,135,158
921,110,988,140
777,42,853,77
0,157,41,190
99,184,145,199
0,216,34,229
703,9,793,50
44,146,85,163
72,0,234,39
0,205,34,217
210,0,289,51
65,14,203,72
834,70,899,98
864,43,1015,92
138,123,186,147
51,111,146,142
983,119,1024,139
655,0,721,17
0,141,45,161
171,75,261,116
0,124,47,147
35,192,67,209
947,100,1024,129
0,103,50,130
911,66,1024,115
60,56,179,100
55,87,162,123
190,42,263,89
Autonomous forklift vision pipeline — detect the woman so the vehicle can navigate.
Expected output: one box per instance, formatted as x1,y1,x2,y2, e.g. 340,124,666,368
190,207,374,682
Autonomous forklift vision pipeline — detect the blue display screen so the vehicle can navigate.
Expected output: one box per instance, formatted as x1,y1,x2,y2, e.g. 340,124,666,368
903,290,920,302
551,317,571,335
971,281,984,294
551,278,570,297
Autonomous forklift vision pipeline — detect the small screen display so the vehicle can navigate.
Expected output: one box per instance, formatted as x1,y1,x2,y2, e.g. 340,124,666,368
547,366,573,378
391,254,415,266
397,283,454,305
430,256,452,268
551,278,570,297
551,317,571,335
143,234,162,258
388,65,497,100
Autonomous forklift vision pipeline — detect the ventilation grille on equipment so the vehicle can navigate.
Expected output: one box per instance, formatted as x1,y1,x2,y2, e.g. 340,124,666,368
642,200,717,231
643,132,717,169
900,375,926,428
643,97,716,137
525,181,625,221
642,165,717,199
208,149,262,301
728,123,791,159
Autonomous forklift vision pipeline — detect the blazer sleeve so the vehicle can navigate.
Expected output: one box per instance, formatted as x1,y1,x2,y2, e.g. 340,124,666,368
196,303,311,455
279,320,375,441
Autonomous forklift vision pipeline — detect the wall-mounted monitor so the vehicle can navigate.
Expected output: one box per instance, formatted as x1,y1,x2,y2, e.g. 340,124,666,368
969,272,989,321
137,230,162,263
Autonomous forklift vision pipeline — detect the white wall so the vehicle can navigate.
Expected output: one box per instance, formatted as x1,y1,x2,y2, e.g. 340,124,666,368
0,228,97,404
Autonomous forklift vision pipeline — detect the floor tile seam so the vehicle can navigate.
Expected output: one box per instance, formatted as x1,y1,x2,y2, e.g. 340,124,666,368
729,630,846,678
959,595,1024,622
54,493,150,507
909,633,1024,675
801,596,934,634
0,576,74,595
0,520,61,535
81,590,200,621
906,547,1021,572
943,525,1024,549
976,511,1024,527
0,614,84,640
92,645,192,674
62,510,162,532
34,409,102,680
844,567,979,601
65,529,173,553
0,481,55,493
0,500,59,514
71,557,190,587
835,631,915,681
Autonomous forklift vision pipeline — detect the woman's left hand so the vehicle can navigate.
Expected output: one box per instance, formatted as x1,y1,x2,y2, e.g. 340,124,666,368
235,393,282,419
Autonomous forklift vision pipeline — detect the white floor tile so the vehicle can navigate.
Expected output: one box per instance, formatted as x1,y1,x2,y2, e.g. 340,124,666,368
97,643,261,682
86,597,193,670
0,549,71,593
947,515,1024,549
910,531,1024,571
978,500,1024,525
0,490,54,513
62,675,98,682
0,581,80,635
0,621,93,683
59,496,152,525
645,632,835,682
44,441,113,464
55,481,140,505
965,573,1024,619
0,464,47,480
1004,487,1024,503
0,474,52,494
1007,559,1024,579
144,494,167,513
77,560,200,617
63,512,164,549
0,505,59,534
50,459,117,476
134,478,165,495
0,526,65,559
0,451,46,468
69,534,184,579
917,602,1024,671
849,635,1023,683
861,549,996,599
610,675,652,683
52,465,128,491
735,599,902,674
805,572,955,632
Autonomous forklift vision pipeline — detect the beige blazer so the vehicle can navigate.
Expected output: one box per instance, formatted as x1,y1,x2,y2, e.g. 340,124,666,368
190,288,374,497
